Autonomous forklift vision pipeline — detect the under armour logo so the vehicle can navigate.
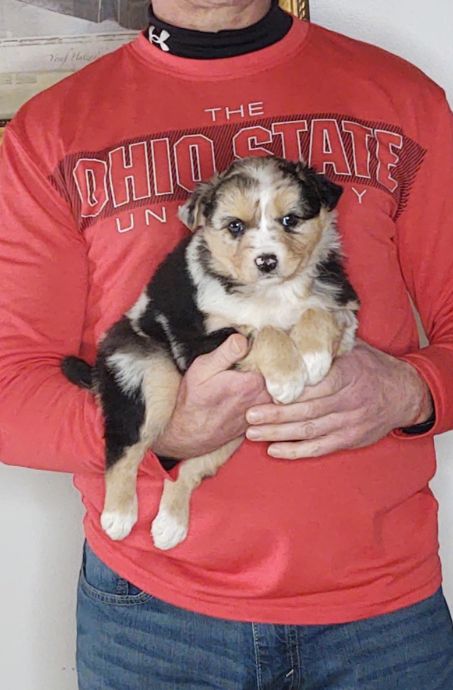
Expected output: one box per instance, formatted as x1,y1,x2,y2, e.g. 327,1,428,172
149,26,170,52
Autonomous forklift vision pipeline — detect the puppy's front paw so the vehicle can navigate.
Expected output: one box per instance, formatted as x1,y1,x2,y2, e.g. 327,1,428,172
101,501,138,541
303,350,332,386
266,362,307,404
151,507,188,551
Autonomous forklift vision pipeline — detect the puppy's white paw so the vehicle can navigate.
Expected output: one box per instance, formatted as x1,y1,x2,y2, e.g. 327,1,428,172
266,366,307,405
101,505,137,541
151,508,188,551
303,350,332,386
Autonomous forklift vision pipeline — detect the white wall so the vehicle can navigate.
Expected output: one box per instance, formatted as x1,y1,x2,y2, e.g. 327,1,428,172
0,2,452,689
311,0,453,99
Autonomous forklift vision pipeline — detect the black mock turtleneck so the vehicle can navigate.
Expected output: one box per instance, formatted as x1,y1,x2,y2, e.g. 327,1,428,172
147,1,293,59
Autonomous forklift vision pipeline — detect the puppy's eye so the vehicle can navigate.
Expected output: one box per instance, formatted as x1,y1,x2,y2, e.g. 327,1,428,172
281,214,300,230
228,220,246,237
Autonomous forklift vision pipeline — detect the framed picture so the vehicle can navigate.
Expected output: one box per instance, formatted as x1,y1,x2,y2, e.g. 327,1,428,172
279,0,310,20
0,0,310,138
0,0,144,122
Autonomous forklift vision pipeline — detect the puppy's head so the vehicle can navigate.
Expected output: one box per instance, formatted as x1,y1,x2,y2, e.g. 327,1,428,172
179,156,343,287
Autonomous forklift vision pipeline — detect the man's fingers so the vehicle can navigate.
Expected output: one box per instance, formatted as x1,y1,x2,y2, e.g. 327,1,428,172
267,433,350,460
246,396,341,425
246,413,343,443
191,334,248,380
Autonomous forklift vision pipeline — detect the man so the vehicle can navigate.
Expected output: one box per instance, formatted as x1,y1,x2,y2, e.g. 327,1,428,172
1,1,453,688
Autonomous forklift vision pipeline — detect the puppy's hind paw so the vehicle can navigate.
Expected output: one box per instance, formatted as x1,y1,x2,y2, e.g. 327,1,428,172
101,506,137,541
151,508,188,551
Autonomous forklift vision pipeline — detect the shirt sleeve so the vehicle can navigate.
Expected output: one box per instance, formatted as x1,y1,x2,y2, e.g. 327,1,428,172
394,90,453,439
0,123,105,473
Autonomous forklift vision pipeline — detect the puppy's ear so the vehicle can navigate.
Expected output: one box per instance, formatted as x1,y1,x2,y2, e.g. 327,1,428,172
178,176,219,232
313,173,343,211
178,189,204,232
294,162,343,211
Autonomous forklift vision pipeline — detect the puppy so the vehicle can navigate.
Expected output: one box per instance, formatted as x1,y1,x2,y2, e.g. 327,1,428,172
62,156,359,551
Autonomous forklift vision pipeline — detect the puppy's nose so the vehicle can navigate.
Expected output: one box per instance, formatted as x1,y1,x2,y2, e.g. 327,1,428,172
255,253,278,273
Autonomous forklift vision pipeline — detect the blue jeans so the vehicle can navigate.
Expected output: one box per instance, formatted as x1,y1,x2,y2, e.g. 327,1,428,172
77,542,453,689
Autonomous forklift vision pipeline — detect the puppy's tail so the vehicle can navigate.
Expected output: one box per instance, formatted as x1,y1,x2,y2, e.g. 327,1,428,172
61,356,95,391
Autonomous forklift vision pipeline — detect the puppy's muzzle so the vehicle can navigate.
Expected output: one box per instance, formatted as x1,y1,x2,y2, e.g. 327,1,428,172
255,253,278,274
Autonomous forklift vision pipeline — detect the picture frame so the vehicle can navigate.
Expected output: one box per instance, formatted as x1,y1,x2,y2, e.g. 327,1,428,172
0,0,141,125
279,0,310,20
0,0,310,140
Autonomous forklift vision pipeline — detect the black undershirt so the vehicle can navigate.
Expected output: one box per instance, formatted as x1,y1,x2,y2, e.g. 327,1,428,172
147,0,293,59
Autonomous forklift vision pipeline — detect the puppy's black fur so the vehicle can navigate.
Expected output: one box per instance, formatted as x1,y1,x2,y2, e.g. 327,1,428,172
63,237,239,470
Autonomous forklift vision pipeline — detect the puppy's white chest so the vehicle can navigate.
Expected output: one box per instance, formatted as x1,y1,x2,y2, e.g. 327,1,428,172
200,280,306,333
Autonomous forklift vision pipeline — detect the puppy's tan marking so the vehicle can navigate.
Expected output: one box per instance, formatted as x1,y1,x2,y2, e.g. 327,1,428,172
291,308,342,355
290,308,342,386
141,355,182,443
101,443,145,540
218,177,260,226
203,227,244,281
239,326,307,404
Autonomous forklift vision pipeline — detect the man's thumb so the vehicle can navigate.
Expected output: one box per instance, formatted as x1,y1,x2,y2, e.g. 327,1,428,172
197,334,248,376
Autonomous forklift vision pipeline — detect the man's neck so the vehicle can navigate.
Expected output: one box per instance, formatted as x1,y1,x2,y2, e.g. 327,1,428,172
151,0,272,32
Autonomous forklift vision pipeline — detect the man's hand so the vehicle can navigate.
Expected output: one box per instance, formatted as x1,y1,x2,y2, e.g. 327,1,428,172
245,340,434,460
154,334,271,459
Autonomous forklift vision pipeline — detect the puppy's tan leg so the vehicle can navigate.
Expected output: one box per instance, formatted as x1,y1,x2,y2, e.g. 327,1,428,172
101,442,147,541
290,308,343,386
101,356,181,541
239,326,307,404
151,436,242,551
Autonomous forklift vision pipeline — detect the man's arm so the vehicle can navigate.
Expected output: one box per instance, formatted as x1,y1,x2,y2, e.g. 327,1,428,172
394,92,453,438
245,89,453,458
0,123,105,473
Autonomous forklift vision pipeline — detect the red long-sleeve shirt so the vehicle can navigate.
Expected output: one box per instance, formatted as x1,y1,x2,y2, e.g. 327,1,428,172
1,20,453,624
